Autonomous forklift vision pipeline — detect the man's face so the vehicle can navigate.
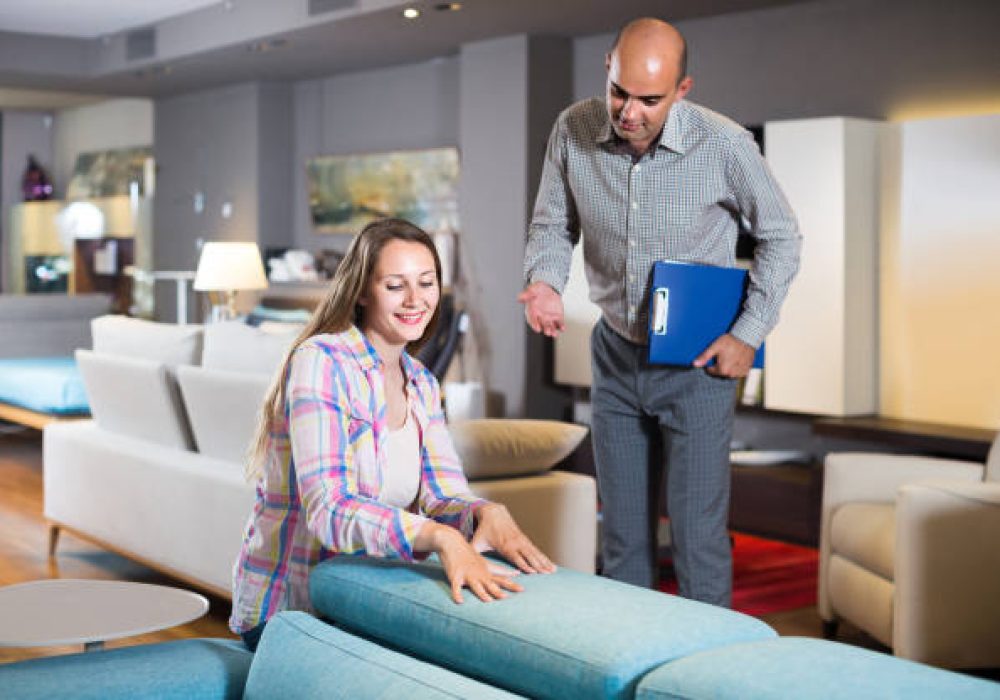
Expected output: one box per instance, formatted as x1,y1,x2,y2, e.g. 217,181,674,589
605,49,691,155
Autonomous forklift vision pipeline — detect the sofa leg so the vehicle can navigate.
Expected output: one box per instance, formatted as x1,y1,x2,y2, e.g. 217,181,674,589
821,619,839,640
48,524,61,557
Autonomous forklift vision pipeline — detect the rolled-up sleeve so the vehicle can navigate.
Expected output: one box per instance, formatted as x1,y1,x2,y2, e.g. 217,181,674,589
524,115,580,294
288,346,428,560
726,132,802,348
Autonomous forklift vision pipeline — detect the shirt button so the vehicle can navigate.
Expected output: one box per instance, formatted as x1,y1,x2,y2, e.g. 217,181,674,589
629,240,636,248
629,305,636,314
629,274,636,283
633,165,641,173
631,201,638,210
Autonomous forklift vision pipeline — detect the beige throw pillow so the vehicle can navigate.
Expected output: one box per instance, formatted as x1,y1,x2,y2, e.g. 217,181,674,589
449,419,588,479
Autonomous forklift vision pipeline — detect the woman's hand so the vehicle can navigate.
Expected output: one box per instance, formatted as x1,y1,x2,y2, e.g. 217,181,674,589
471,503,557,575
416,521,523,604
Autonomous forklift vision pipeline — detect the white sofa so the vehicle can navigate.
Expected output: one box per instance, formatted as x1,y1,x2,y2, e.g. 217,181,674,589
44,317,596,599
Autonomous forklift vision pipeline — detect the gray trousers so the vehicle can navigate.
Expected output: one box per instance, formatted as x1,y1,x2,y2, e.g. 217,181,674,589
590,319,737,607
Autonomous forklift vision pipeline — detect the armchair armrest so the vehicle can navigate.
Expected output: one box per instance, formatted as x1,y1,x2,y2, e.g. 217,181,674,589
818,453,983,621
894,480,1000,667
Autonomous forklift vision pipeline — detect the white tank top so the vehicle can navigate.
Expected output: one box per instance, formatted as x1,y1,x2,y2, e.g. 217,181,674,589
381,411,421,509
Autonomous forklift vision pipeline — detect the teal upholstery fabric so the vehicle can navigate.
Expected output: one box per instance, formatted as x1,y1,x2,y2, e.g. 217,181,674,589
636,637,1000,699
243,611,522,699
309,556,777,700
0,357,88,414
0,638,252,700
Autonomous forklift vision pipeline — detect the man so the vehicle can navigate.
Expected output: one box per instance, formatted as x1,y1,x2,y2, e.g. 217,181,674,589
520,18,801,607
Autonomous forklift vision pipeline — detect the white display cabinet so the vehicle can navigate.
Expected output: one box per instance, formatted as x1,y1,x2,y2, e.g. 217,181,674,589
763,117,883,416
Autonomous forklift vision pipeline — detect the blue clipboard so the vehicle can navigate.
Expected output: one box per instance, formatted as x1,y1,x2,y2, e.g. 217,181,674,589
647,260,764,369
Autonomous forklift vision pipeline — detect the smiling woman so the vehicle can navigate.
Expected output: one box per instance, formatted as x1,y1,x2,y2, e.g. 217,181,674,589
230,217,555,652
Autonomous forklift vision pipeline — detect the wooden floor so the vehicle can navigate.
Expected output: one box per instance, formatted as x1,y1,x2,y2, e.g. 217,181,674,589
0,428,878,665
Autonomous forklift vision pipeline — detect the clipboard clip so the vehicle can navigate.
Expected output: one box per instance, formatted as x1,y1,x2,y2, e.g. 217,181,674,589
652,287,669,335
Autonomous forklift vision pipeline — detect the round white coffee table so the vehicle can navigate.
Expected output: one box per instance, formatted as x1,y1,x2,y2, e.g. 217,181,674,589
0,579,209,651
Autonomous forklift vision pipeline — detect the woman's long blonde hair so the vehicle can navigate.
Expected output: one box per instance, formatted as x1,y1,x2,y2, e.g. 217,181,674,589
245,217,443,481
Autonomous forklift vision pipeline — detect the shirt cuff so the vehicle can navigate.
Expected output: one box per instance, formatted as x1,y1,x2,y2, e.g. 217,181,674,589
730,314,768,350
527,269,566,295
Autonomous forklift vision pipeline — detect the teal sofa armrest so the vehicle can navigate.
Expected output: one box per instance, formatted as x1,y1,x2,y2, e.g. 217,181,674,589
309,557,777,700
244,611,521,699
636,637,1000,699
0,638,252,700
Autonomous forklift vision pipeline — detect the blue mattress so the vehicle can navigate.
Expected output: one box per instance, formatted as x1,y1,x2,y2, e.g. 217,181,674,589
0,357,89,415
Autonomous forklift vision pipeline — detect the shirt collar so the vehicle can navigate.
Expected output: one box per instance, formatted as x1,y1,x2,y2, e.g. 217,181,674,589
596,100,688,157
347,324,420,387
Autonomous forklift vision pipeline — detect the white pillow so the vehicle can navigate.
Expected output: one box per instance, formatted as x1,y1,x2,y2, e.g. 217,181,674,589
177,365,271,463
201,320,301,375
76,349,193,450
91,315,203,366
448,419,588,480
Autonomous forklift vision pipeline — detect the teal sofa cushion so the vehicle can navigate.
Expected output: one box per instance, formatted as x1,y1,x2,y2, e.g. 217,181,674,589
0,638,251,700
243,611,522,699
636,637,1000,699
309,557,777,700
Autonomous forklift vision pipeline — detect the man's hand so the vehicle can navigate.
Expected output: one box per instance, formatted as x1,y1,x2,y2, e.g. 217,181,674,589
517,282,565,337
471,503,556,575
693,333,756,378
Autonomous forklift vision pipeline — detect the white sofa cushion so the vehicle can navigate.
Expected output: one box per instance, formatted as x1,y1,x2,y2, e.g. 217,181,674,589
76,349,193,450
91,315,203,366
201,320,301,375
177,365,272,463
449,419,588,479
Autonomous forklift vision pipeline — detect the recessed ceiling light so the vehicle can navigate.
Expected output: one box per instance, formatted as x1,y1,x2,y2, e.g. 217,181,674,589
247,38,288,53
402,7,420,19
435,2,462,10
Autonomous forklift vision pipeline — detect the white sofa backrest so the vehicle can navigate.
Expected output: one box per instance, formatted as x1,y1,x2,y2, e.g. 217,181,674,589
201,320,301,375
91,315,203,366
76,349,194,450
177,365,272,463
0,293,111,358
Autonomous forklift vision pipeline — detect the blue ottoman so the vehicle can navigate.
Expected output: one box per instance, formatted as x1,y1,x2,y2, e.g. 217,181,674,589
309,556,777,700
0,638,252,700
635,637,1000,699
243,611,521,699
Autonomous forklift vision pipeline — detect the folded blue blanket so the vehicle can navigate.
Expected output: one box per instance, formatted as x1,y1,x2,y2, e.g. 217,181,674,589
0,357,89,415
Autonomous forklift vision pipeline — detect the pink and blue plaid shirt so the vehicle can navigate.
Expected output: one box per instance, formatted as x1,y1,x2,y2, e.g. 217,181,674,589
230,325,484,632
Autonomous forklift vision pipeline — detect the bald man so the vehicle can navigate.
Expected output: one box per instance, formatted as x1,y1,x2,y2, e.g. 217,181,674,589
520,18,800,606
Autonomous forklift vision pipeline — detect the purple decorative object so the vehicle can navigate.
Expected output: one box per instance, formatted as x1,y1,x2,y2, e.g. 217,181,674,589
22,155,54,201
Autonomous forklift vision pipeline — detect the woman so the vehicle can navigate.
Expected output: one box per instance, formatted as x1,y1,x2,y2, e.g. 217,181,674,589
231,217,554,651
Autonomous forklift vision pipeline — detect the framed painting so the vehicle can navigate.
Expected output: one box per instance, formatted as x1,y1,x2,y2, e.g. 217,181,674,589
66,146,154,200
306,147,460,235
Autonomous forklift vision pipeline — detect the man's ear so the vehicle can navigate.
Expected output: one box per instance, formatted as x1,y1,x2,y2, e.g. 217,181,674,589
676,76,694,100
604,53,612,73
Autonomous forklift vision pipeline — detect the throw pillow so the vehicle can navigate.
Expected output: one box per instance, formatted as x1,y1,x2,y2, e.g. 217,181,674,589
448,419,587,479
201,320,301,376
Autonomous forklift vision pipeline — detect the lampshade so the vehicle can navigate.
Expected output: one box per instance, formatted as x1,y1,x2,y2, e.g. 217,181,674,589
193,241,268,292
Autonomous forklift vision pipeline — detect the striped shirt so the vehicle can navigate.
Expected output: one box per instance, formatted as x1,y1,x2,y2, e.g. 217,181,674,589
525,98,801,348
230,325,484,633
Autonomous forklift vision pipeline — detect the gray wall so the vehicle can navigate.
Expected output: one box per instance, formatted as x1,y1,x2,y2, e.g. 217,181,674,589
153,81,293,321
574,0,1000,122
291,57,460,252
0,110,54,293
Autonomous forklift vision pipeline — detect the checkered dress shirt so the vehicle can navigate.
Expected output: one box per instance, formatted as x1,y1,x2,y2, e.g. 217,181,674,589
525,98,801,348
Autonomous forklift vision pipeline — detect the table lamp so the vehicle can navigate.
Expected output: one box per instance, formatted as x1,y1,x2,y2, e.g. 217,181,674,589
193,241,268,322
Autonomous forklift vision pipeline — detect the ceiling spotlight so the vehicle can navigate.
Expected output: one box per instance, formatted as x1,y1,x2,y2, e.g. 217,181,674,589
434,2,462,10
402,7,420,19
247,38,288,53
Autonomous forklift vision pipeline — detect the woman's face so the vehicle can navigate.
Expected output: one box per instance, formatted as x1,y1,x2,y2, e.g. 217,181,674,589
360,239,440,351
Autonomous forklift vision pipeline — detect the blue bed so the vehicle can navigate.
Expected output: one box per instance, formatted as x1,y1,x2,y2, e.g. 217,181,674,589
0,357,89,419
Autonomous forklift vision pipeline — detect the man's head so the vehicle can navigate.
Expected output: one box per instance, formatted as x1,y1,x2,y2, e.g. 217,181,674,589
605,18,693,155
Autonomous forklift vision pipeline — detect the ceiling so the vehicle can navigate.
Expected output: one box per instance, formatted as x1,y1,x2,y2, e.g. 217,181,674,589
0,0,819,106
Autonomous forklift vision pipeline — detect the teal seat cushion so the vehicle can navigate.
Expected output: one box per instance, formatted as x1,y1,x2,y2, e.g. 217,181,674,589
0,638,252,700
636,637,1000,699
309,557,777,700
0,357,89,414
243,611,522,699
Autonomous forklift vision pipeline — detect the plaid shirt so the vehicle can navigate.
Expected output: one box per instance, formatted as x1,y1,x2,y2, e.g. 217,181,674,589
525,98,801,348
230,326,484,633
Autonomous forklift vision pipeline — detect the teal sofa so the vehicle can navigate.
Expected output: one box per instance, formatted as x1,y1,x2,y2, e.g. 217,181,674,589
2,560,998,699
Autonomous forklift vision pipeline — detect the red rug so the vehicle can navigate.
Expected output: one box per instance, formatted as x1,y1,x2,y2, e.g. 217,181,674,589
658,532,818,616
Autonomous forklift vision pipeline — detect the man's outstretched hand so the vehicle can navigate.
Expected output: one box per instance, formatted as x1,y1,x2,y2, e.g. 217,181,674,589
518,282,565,337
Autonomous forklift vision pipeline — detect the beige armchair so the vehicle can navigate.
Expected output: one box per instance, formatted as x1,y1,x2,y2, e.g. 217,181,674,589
818,433,1000,669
